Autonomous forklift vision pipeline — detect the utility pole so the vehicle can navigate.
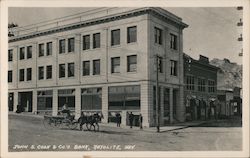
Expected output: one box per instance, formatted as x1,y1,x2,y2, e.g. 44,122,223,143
155,55,160,132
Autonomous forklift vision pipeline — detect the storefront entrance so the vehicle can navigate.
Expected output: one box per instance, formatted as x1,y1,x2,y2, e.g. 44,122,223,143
18,91,33,112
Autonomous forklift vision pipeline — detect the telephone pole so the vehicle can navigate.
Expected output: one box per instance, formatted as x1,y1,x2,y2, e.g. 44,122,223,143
155,55,160,132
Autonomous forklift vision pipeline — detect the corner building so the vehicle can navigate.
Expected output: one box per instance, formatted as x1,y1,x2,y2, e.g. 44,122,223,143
8,7,188,127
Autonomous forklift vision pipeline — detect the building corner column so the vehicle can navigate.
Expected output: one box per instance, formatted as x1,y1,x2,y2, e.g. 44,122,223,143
102,85,108,123
75,87,81,119
32,90,37,114
13,91,18,112
169,88,173,124
141,81,150,127
52,89,58,116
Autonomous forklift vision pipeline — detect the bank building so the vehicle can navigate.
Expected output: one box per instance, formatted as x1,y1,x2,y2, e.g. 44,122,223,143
8,7,188,127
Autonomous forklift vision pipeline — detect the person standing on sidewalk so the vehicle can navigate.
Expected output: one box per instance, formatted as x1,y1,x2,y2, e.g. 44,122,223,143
139,114,143,130
129,112,134,128
116,112,121,127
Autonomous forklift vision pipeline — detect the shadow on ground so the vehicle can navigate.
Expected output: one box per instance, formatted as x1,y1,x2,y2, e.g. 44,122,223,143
191,118,242,128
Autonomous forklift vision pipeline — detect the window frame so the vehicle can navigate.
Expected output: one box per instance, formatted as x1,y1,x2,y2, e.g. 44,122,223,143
111,57,120,73
26,68,32,81
67,62,75,77
19,69,25,82
46,42,52,56
93,59,100,75
127,55,137,72
170,33,178,50
83,35,90,50
154,27,162,45
59,39,66,54
68,38,75,53
8,70,13,83
93,33,100,49
82,61,90,76
59,64,66,78
19,47,25,60
27,46,32,59
46,65,52,79
39,43,45,57
127,26,137,43
38,66,44,80
111,29,120,46
8,49,13,62
170,60,177,76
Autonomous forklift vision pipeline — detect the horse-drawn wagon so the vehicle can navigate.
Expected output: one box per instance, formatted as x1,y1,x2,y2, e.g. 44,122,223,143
43,112,103,131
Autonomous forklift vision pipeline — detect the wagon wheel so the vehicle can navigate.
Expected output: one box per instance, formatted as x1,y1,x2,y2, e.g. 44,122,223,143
95,123,99,132
69,122,78,130
43,117,57,129
86,123,92,131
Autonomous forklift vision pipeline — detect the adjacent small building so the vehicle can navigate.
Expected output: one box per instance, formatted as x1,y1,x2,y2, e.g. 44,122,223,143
217,87,242,118
183,54,219,121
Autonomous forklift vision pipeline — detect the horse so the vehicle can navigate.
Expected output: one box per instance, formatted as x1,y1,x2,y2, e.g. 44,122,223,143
78,112,104,131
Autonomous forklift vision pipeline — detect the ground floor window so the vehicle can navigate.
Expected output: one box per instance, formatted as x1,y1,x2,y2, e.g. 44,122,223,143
37,90,53,110
81,87,102,110
108,85,140,110
173,89,178,117
58,89,75,109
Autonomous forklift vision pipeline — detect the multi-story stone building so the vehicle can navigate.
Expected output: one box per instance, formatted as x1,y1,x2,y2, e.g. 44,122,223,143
8,7,188,127
184,54,219,121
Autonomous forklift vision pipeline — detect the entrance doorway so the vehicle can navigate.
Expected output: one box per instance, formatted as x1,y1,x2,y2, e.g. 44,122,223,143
18,91,33,112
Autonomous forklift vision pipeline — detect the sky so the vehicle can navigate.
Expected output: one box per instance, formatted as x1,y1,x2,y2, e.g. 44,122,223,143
8,7,243,64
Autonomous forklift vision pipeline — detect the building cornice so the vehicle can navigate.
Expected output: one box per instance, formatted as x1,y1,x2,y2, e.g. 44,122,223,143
9,7,188,43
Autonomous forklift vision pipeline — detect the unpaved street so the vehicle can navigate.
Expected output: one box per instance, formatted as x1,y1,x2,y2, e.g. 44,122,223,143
8,114,242,151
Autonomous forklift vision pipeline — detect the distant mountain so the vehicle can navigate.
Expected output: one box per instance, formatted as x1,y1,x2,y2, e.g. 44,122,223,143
210,58,242,90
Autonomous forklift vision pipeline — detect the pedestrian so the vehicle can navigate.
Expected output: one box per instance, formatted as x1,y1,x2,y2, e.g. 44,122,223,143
139,114,143,130
129,112,134,128
115,112,121,127
61,103,70,118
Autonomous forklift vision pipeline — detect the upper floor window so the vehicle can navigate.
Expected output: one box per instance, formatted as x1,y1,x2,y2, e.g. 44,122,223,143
46,65,52,79
208,80,215,93
111,57,120,73
158,57,163,73
154,27,162,45
46,42,52,56
68,38,75,52
186,75,195,90
170,34,177,50
93,59,100,75
68,62,75,77
82,61,90,76
59,64,65,78
19,47,25,60
59,39,66,54
198,78,206,92
8,49,13,62
83,35,90,50
111,29,120,46
19,69,24,81
127,55,137,72
127,26,137,43
170,60,177,76
8,70,12,83
27,68,32,81
38,66,44,80
93,33,100,49
27,46,32,59
39,43,44,57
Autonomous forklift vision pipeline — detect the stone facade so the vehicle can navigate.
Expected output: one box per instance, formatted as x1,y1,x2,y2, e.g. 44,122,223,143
8,7,188,127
